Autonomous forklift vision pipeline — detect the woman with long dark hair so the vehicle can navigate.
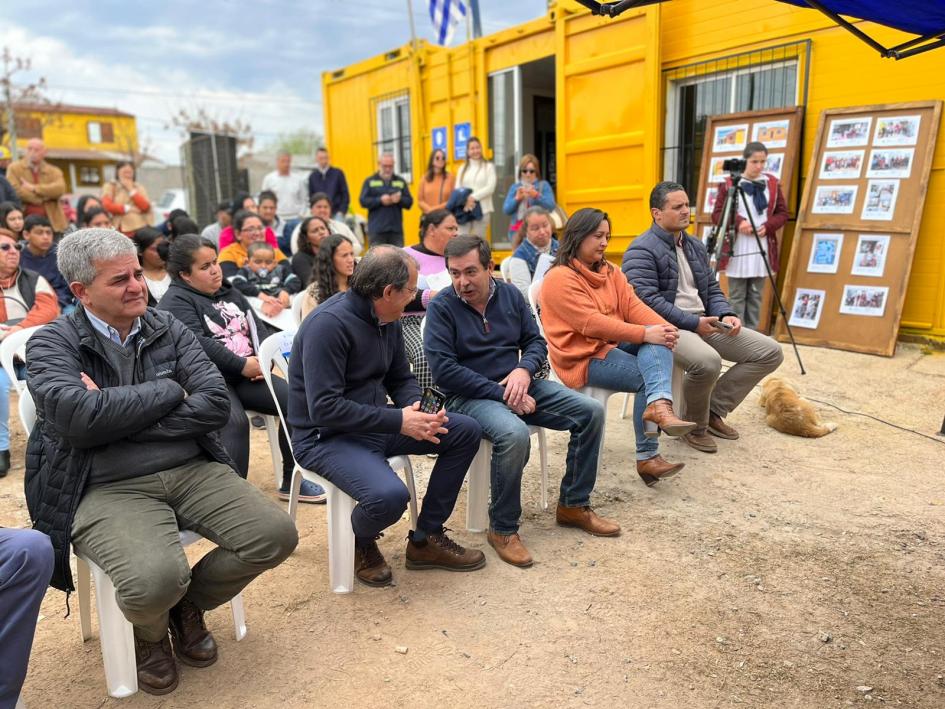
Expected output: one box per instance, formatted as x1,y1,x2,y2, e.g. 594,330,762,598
132,227,171,303
158,234,325,503
290,215,332,286
299,233,355,320
540,208,694,486
0,202,24,240
402,208,459,389
417,148,454,214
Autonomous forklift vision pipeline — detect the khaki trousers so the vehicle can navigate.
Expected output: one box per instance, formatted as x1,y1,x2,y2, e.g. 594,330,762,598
673,327,783,428
71,459,298,642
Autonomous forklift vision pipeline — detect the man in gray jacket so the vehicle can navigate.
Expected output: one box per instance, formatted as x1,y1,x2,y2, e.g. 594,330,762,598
25,229,298,695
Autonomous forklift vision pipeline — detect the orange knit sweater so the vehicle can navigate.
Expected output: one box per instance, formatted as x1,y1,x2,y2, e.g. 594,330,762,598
539,259,667,388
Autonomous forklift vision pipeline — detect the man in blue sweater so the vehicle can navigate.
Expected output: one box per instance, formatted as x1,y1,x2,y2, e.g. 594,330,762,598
287,245,485,587
424,236,618,569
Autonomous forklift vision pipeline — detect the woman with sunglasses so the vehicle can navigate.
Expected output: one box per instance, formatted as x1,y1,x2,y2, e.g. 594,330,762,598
503,153,556,250
417,149,454,214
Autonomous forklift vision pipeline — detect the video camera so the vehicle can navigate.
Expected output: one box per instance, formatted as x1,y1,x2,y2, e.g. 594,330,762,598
722,157,747,180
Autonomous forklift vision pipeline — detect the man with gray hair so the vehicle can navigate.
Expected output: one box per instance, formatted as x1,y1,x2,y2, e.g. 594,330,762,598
24,228,299,696
287,245,486,587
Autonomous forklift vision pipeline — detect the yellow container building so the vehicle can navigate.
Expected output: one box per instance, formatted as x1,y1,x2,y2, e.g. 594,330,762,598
322,0,945,342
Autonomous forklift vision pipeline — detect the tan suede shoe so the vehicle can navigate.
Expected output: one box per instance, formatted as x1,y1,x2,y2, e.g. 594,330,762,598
555,504,621,537
487,530,534,567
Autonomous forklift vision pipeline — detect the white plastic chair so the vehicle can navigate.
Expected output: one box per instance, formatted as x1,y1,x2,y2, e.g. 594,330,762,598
499,258,512,283
18,389,246,699
245,410,283,489
258,330,419,593
418,312,552,530
0,325,40,394
291,290,307,326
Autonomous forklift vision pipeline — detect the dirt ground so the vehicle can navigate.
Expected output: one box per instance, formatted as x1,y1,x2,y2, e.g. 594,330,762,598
4,341,945,708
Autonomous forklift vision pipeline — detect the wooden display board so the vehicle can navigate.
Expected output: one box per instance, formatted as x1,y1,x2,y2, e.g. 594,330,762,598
776,101,942,357
694,107,804,333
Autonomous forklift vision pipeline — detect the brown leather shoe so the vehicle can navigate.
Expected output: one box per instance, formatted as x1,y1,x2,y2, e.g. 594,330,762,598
636,455,685,487
487,530,533,567
168,597,217,667
405,530,486,572
555,505,621,537
642,399,698,437
681,428,718,453
355,539,393,587
134,635,179,696
708,412,739,440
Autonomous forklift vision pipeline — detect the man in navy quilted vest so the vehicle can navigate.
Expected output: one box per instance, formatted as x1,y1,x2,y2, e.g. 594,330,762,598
622,182,783,455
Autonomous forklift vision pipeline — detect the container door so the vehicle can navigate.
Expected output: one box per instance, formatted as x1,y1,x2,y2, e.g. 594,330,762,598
556,4,662,252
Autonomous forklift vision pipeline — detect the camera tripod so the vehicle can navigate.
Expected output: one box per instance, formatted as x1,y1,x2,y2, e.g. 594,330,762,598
707,174,806,374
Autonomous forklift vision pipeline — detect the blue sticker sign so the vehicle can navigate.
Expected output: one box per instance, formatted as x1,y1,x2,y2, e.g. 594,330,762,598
453,122,471,160
432,126,447,152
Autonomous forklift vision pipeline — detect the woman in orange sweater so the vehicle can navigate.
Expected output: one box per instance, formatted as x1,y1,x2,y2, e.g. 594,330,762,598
540,208,695,485
417,148,454,214
101,161,152,236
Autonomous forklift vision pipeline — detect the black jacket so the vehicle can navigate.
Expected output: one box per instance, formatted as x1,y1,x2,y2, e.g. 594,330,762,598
287,290,420,467
621,223,736,332
158,280,276,384
24,307,233,592
358,172,414,236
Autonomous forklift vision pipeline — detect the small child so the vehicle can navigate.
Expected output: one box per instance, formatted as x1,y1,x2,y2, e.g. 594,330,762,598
18,215,76,313
231,241,300,312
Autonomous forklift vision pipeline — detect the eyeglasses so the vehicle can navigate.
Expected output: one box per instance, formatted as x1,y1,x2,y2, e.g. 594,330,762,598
241,226,264,234
521,168,536,174
0,243,15,251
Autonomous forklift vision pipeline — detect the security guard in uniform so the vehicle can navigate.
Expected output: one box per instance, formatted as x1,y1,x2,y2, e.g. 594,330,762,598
358,153,414,247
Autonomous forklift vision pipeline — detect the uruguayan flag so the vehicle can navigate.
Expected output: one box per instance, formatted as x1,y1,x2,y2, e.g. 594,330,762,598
429,0,467,46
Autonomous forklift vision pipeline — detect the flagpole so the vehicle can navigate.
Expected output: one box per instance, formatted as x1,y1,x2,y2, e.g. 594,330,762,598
465,0,473,43
406,0,419,52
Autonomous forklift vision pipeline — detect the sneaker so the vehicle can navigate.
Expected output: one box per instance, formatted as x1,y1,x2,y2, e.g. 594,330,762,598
405,529,486,572
277,478,327,504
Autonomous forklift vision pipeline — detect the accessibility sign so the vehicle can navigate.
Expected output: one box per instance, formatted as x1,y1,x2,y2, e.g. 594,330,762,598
432,126,447,152
453,122,471,160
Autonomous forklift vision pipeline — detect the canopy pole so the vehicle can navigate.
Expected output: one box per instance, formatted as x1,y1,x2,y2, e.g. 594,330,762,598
798,0,892,57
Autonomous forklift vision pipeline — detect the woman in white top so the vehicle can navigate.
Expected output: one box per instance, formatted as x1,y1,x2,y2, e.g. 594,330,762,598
133,227,173,304
454,136,497,240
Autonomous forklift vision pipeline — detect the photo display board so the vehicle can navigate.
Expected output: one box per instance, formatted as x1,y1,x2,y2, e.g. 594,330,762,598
695,107,804,333
776,101,941,356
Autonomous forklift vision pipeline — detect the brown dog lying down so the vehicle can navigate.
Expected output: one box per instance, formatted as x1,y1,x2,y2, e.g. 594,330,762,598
759,378,838,438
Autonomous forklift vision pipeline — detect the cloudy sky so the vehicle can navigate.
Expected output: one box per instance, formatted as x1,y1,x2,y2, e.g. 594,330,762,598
0,1,546,164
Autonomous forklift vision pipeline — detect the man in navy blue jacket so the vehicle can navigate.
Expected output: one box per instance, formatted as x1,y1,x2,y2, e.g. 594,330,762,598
358,154,413,247
287,245,485,587
622,181,783,454
307,147,349,219
424,236,618,569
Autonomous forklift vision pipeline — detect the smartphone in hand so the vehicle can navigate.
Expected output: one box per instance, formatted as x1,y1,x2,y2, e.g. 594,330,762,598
711,320,733,331
419,387,446,414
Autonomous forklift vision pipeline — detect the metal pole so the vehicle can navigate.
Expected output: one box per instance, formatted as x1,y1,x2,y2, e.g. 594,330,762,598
406,0,419,51
469,0,482,38
2,50,17,157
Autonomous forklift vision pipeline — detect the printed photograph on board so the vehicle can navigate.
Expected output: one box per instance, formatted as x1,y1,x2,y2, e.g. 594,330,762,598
826,117,872,148
764,153,784,179
703,187,719,213
873,115,921,146
752,120,789,149
866,148,914,179
789,288,826,329
807,233,844,274
850,234,891,277
812,185,858,214
840,285,889,316
708,157,729,183
713,124,748,153
861,180,899,221
819,150,864,180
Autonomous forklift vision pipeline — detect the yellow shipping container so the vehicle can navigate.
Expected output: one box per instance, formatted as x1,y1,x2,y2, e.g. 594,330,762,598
323,0,945,341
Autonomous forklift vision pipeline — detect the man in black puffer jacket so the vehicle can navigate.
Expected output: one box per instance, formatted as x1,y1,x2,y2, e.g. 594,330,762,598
24,229,298,696
622,182,782,455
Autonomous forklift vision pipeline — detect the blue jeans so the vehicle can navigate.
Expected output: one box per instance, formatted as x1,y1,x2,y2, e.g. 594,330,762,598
0,362,24,452
449,379,605,534
0,528,54,706
279,218,301,253
299,413,482,539
585,343,674,461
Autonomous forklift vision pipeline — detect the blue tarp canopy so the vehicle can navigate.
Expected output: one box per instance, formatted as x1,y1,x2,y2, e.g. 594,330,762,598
574,0,945,59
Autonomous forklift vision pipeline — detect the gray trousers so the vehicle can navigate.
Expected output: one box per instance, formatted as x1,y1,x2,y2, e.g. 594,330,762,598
726,276,767,330
673,327,783,429
71,459,298,642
